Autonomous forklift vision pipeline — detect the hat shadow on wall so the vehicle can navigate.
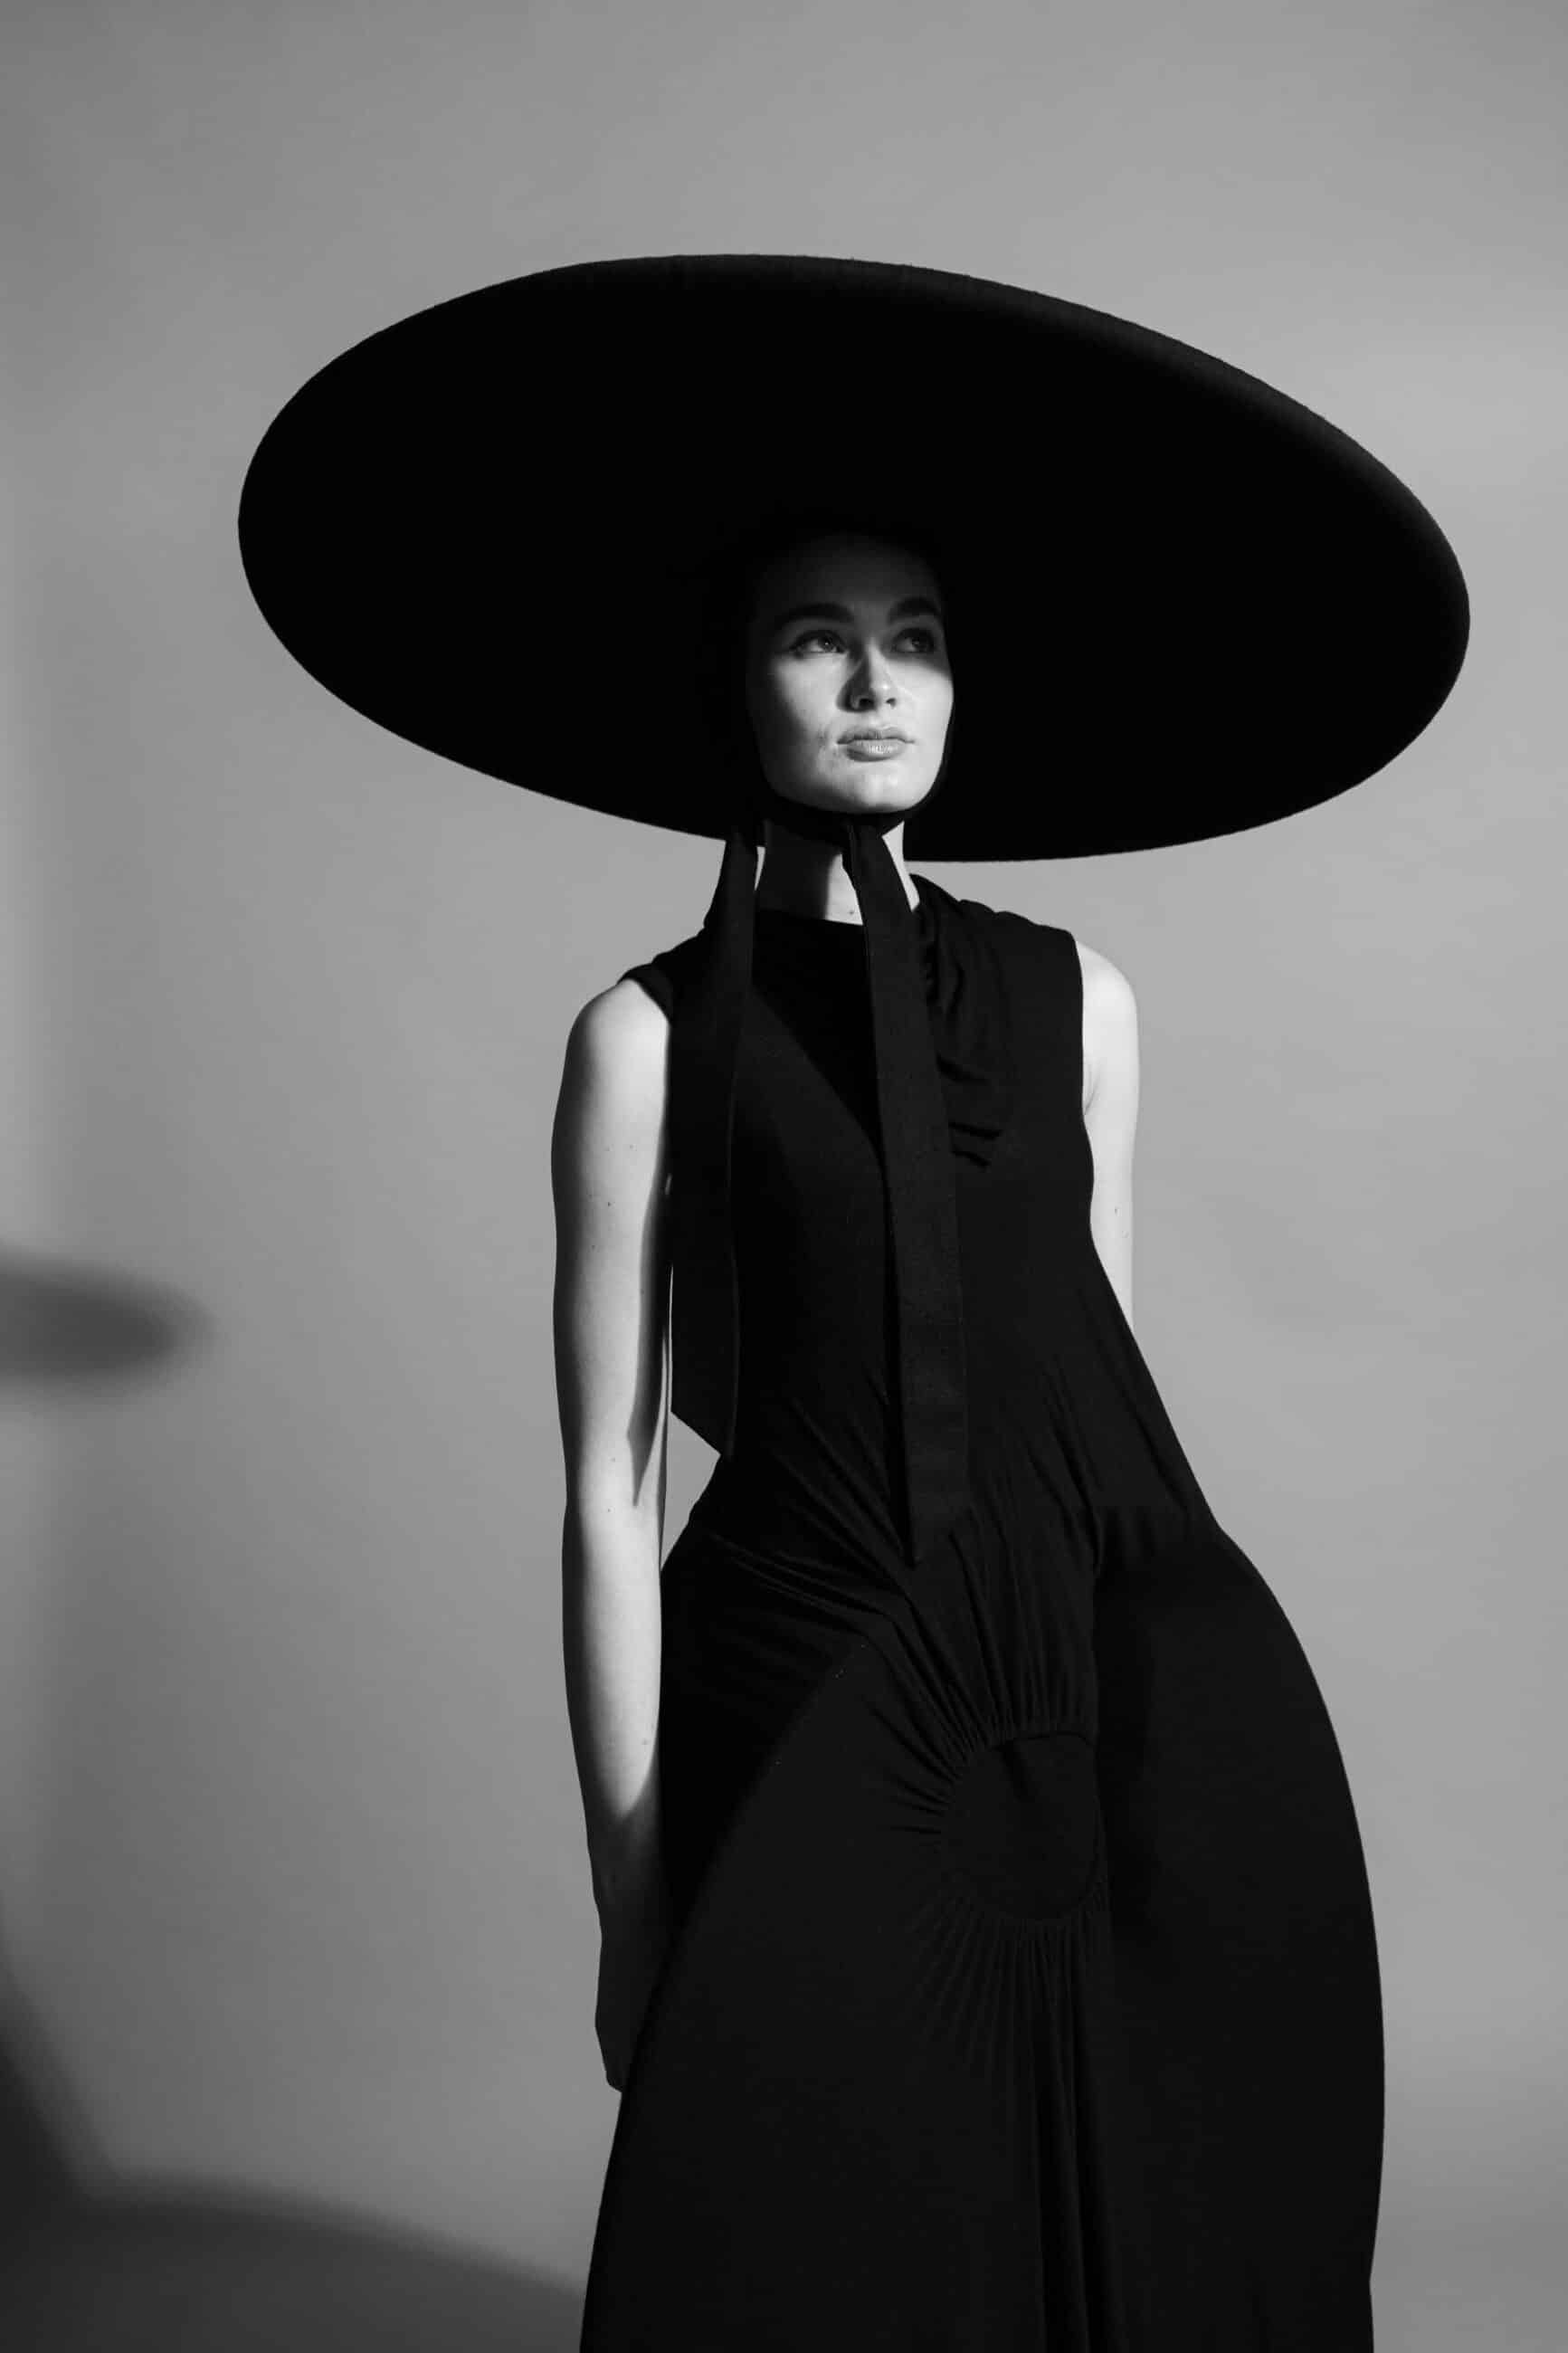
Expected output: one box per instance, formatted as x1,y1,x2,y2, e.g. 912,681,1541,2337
0,1260,584,2343
0,1247,207,1386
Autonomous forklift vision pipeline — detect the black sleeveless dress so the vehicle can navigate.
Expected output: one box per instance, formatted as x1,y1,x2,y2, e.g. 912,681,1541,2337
581,875,1383,2351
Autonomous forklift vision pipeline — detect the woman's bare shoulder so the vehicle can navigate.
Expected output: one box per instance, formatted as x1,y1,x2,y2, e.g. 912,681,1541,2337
567,977,671,1088
553,981,673,1212
1070,938,1137,1108
556,979,670,1128
1072,937,1137,1015
1071,936,1133,992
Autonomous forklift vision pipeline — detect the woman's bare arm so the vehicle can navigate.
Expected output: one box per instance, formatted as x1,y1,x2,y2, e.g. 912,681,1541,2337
1079,944,1139,1335
551,978,673,1929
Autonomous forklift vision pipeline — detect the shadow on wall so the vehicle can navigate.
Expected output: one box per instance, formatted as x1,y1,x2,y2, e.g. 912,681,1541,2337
0,1257,584,2344
0,1971,582,2348
0,1248,211,1386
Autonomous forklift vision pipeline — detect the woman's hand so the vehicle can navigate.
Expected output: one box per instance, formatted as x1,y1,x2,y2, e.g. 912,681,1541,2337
594,1890,675,2092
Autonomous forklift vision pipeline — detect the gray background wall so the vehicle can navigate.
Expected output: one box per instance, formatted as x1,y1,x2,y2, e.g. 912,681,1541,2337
4,2,1563,2341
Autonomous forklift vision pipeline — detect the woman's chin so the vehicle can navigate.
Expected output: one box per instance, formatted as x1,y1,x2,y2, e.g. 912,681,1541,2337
801,770,934,812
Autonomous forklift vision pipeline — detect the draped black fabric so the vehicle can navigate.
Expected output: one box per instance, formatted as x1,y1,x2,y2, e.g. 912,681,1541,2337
668,777,987,1573
587,882,1384,2349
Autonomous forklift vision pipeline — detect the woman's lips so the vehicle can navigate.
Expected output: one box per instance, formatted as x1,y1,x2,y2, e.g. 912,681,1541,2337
840,738,910,760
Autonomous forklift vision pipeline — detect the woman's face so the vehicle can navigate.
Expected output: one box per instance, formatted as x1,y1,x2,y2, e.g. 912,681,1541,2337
742,531,954,816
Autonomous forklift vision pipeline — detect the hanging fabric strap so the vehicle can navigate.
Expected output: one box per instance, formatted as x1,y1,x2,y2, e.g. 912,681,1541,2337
842,819,971,1570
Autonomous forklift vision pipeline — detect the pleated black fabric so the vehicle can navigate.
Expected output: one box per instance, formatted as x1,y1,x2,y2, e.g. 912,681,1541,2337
585,875,1384,2351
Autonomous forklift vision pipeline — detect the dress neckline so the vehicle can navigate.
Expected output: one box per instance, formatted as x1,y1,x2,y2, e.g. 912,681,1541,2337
754,906,865,931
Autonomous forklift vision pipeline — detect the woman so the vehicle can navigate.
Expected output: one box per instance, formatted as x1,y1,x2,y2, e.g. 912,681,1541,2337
563,503,1387,2353
237,251,1467,2350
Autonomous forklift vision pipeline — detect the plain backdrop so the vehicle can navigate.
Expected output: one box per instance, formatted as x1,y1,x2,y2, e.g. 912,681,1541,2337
3,2,1563,2343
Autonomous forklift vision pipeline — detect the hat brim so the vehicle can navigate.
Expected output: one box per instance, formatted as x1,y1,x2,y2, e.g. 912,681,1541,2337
238,253,1469,860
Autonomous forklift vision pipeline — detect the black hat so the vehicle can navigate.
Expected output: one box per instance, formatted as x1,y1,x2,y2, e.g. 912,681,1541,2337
238,252,1469,1570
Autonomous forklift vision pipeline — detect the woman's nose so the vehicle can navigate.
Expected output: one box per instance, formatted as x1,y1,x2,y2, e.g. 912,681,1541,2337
851,653,896,700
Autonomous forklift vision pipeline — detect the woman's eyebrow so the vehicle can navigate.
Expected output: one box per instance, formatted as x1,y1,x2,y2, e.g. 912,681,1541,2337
768,595,944,631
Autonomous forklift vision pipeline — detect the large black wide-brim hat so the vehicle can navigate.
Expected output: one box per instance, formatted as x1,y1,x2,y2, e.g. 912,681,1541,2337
238,252,1469,860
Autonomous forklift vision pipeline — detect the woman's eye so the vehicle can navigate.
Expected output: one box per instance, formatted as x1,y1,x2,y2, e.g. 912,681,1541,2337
789,627,940,655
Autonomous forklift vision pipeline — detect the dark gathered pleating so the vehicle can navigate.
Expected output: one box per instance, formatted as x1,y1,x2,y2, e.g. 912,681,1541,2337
586,881,1383,2352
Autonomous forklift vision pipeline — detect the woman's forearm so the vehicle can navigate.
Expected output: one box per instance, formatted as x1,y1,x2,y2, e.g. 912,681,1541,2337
561,1497,668,1929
